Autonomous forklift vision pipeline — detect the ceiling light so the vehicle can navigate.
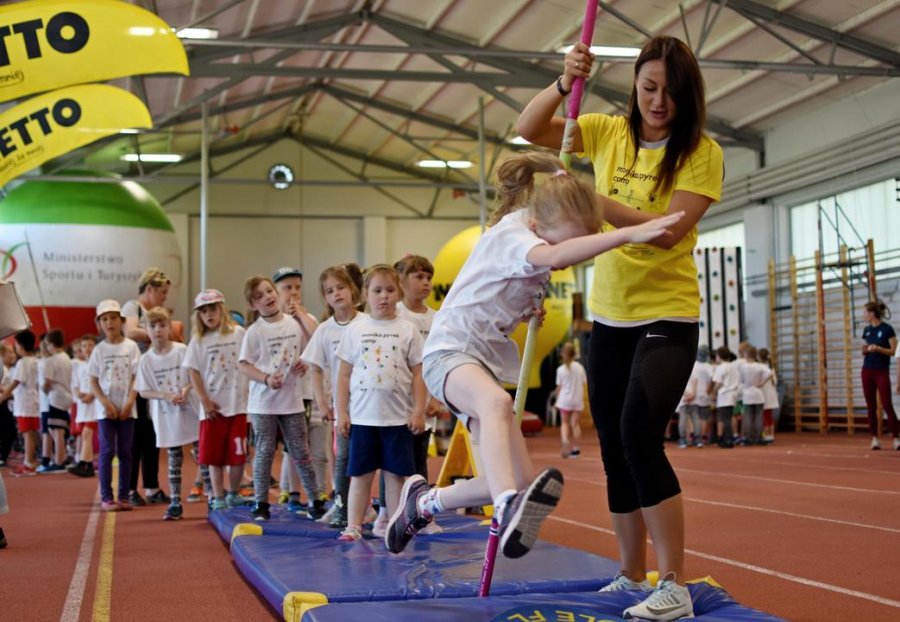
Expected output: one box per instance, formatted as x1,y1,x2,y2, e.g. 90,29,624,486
417,160,473,169
119,129,141,134
508,136,531,145
558,44,641,57
176,27,220,40
121,154,183,163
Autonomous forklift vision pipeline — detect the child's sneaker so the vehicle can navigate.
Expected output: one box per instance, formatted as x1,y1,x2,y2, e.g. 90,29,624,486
12,464,36,477
318,502,339,524
623,573,694,620
146,490,171,505
385,475,433,554
306,499,327,520
871,437,881,450
163,503,184,521
569,448,581,458
100,500,120,512
286,500,305,513
67,461,95,477
277,491,289,505
599,571,652,593
893,437,900,451
225,493,244,508
128,491,147,506
372,510,389,537
0,528,6,548
560,441,570,459
118,499,133,511
252,502,271,522
186,486,204,503
329,508,348,530
211,498,228,511
337,526,363,542
497,467,564,559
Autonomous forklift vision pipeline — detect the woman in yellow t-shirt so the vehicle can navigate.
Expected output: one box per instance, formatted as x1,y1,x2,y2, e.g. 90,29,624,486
518,36,723,621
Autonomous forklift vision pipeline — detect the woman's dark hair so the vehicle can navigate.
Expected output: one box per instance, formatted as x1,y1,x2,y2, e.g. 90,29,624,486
865,300,889,320
627,36,705,196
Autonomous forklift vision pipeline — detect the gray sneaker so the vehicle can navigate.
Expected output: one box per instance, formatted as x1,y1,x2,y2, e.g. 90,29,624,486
498,467,564,559
385,475,433,554
623,573,694,620
599,571,652,593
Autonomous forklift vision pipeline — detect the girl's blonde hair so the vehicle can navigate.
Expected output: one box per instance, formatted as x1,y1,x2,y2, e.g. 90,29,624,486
145,307,170,326
561,341,577,368
244,275,276,324
362,264,401,314
318,265,361,320
192,302,235,338
489,152,603,233
394,254,434,278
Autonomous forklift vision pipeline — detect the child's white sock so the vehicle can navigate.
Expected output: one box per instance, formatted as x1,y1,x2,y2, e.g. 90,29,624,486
418,487,444,516
494,488,517,518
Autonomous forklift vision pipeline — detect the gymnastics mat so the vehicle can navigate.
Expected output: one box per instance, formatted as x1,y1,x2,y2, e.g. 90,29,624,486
230,532,620,618
210,506,487,544
299,581,785,622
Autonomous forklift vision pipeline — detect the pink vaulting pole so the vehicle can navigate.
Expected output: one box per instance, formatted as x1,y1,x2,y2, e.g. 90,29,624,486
476,0,599,599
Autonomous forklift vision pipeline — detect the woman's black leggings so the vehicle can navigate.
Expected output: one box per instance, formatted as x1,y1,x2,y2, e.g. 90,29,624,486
588,321,697,514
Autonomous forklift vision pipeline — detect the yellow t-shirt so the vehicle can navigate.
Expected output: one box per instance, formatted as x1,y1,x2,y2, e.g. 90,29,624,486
578,114,724,321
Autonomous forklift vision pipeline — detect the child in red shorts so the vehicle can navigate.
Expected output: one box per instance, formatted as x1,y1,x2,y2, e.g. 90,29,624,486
183,290,249,510
0,331,41,475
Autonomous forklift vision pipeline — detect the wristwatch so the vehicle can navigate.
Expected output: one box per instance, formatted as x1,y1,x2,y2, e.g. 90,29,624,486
556,75,571,96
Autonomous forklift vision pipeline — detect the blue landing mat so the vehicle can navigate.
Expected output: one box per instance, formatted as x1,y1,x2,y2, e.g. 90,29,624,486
231,532,619,614
210,506,486,544
299,582,784,621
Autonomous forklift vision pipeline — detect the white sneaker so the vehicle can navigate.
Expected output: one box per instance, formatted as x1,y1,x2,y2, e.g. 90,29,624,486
372,512,389,538
871,437,881,450
894,437,900,451
419,519,444,535
598,571,652,593
623,574,694,620
317,502,339,524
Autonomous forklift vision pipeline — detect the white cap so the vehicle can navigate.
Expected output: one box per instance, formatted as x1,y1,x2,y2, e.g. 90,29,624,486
95,299,123,319
193,289,225,310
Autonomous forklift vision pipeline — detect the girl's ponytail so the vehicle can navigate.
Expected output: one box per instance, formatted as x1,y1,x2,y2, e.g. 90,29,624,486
489,152,563,226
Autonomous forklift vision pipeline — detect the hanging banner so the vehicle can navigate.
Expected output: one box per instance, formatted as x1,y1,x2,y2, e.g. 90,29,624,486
0,83,151,186
0,0,188,103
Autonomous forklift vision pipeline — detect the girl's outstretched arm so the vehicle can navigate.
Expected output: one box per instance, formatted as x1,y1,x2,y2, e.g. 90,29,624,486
527,212,684,269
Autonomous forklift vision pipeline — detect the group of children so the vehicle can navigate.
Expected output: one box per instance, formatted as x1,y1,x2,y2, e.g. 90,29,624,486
676,342,780,449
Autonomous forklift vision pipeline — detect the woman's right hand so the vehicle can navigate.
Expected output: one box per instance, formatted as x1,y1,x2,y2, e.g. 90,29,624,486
563,42,594,92
623,211,684,243
338,413,351,439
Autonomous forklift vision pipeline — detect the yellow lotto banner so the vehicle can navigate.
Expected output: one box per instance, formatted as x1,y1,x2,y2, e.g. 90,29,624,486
0,83,151,186
0,0,188,103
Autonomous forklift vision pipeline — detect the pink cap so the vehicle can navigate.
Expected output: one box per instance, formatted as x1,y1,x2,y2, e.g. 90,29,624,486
193,289,225,310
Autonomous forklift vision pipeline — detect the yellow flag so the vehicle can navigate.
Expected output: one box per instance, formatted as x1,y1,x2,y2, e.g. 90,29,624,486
0,83,151,186
0,0,188,103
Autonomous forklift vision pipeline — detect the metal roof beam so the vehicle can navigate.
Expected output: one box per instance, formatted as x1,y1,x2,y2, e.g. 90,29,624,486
719,0,900,67
158,83,320,128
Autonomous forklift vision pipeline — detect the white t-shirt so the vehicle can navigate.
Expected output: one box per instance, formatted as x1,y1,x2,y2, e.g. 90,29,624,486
555,361,587,411
44,351,73,411
713,361,740,408
37,357,49,414
295,312,318,402
183,326,248,419
336,315,423,427
397,302,437,431
692,361,714,408
239,315,306,415
12,356,39,417
71,359,97,423
762,368,779,409
424,210,550,384
88,339,141,419
136,343,200,447
301,312,368,408
739,360,770,405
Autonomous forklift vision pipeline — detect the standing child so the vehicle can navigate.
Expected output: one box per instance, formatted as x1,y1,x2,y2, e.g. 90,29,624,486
758,348,779,442
738,345,771,446
69,336,98,477
301,265,367,529
272,267,331,514
184,289,249,510
711,347,739,448
0,344,18,467
38,329,72,473
692,345,714,446
386,153,681,558
334,264,426,542
555,341,587,459
89,300,141,511
239,276,324,522
1,331,40,476
136,308,202,521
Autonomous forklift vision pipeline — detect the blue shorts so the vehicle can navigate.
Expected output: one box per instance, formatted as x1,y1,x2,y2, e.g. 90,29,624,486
347,424,415,477
41,406,71,433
